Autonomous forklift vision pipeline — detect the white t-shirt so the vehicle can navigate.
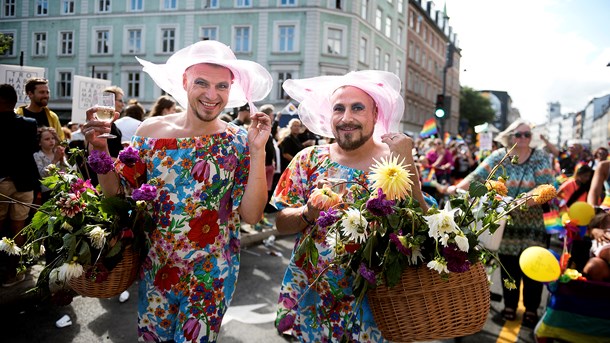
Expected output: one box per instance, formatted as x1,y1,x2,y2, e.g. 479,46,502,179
115,117,142,144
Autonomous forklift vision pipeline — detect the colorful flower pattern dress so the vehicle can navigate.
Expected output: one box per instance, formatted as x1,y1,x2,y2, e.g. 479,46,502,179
271,145,388,343
116,123,249,343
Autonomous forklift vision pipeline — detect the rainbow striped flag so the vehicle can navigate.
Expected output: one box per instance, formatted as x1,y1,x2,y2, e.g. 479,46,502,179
420,118,437,138
421,168,436,187
544,210,564,234
443,132,451,145
455,134,466,145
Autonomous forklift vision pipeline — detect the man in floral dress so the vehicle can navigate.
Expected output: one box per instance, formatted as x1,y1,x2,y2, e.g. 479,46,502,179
270,70,428,342
84,40,272,342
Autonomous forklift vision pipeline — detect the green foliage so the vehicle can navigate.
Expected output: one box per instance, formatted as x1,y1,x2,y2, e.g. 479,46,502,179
459,86,497,135
0,33,13,55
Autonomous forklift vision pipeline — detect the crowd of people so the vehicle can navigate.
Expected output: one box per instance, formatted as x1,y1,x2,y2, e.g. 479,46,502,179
1,38,609,342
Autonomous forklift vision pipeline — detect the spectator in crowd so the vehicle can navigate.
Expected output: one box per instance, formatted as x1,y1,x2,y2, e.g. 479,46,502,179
587,159,610,208
147,95,177,118
84,40,272,342
426,138,454,185
115,101,145,145
591,146,609,170
33,127,70,204
258,104,279,227
583,212,610,281
231,104,251,126
557,164,593,209
15,78,64,140
278,118,306,172
0,84,39,287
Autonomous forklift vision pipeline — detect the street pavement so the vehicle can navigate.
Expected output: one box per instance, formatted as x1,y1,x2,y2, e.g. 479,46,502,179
0,219,548,343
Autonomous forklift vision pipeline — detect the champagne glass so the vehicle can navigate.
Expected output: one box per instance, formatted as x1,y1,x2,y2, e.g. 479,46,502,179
94,92,117,139
325,167,350,196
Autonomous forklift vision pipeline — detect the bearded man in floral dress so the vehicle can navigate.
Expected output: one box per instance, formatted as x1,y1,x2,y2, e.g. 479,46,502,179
84,40,272,342
270,70,429,342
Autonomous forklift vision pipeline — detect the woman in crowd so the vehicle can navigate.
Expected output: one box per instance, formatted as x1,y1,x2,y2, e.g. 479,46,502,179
147,95,177,118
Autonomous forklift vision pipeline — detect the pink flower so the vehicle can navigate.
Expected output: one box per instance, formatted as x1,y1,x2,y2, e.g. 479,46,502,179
183,318,201,341
191,160,210,182
56,193,85,218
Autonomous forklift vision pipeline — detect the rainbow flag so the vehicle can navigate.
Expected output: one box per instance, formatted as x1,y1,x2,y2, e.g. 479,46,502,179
420,118,437,138
455,134,466,145
443,132,451,145
544,210,564,234
421,168,436,187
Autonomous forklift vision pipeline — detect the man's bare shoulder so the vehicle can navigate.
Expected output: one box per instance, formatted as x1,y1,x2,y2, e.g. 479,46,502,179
136,113,182,138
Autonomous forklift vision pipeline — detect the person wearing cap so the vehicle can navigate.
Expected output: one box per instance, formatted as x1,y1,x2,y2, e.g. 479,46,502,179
83,40,272,342
231,103,252,126
270,70,429,341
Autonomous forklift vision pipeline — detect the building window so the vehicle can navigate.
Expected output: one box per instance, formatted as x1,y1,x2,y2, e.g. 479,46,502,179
57,71,72,98
335,0,342,9
95,71,109,80
127,72,141,97
129,0,143,11
326,27,342,55
160,28,176,53
36,0,48,15
0,31,15,56
360,0,368,20
280,0,296,6
97,0,110,13
277,72,292,99
359,36,367,63
233,26,250,53
395,59,401,76
33,32,47,56
384,53,390,71
163,0,177,10
398,0,403,13
374,47,381,69
385,16,392,38
2,0,15,17
127,28,142,54
59,31,74,55
200,27,217,41
236,0,251,7
278,25,295,52
95,29,111,54
396,25,403,44
375,9,382,30
203,0,218,8
61,0,75,14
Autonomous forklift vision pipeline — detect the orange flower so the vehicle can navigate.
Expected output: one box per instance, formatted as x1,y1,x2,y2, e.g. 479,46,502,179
532,184,557,204
310,184,341,210
486,180,508,196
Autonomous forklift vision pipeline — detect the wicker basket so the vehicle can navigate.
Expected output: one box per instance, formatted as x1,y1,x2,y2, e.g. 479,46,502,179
68,245,140,298
368,263,490,342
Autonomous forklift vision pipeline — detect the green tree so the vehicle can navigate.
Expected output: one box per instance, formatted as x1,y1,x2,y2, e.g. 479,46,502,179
0,33,13,55
459,86,496,135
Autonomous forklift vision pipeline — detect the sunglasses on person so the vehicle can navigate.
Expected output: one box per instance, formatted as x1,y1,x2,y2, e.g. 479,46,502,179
513,131,532,138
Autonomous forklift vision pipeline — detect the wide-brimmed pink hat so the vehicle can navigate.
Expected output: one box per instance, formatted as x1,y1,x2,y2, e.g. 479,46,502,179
136,40,272,113
282,70,404,139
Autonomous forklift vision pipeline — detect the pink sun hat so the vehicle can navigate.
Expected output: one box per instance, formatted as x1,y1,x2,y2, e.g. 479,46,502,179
282,70,404,139
136,40,272,113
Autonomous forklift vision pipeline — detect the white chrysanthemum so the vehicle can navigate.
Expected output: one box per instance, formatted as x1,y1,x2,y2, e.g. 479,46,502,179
88,226,109,249
455,233,470,252
427,258,449,274
424,208,460,239
0,237,22,256
340,208,368,244
408,246,424,265
55,261,84,283
23,243,45,258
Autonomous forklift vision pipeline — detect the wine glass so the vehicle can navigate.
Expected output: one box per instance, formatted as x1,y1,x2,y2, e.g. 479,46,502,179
325,167,350,196
94,92,117,139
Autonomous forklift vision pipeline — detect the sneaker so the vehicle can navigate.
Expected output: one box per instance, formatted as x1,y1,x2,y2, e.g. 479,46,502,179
259,217,274,228
55,314,72,328
119,290,130,303
2,273,25,288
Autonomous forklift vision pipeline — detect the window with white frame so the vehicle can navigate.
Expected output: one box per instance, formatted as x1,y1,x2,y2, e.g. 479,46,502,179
200,27,217,41
94,69,110,80
36,0,48,15
359,36,367,63
163,0,177,10
126,71,141,97
408,40,414,59
277,24,296,52
129,0,143,11
33,32,47,56
385,16,392,38
326,27,343,55
396,25,403,44
203,0,218,8
280,0,296,6
277,71,292,99
59,31,74,55
236,0,251,7
97,0,110,13
384,53,390,71
56,70,72,98
360,0,368,19
375,8,382,30
2,0,16,17
126,28,143,54
374,47,380,69
94,28,111,54
398,0,403,13
395,59,401,75
61,0,74,14
0,31,15,56
233,26,250,53
160,27,176,53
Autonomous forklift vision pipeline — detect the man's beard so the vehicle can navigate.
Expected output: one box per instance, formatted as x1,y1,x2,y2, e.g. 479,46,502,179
193,108,221,123
34,98,48,107
335,126,372,151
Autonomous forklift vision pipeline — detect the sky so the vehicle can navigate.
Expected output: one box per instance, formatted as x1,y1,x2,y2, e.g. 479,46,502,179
444,0,610,124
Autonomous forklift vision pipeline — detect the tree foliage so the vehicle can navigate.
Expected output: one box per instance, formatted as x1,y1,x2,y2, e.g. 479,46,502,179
459,86,496,135
0,33,13,55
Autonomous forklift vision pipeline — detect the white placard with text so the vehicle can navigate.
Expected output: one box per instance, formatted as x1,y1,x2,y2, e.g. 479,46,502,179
0,64,46,106
71,75,111,124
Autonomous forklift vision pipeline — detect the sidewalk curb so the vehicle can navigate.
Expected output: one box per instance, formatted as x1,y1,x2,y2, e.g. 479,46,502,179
241,228,278,248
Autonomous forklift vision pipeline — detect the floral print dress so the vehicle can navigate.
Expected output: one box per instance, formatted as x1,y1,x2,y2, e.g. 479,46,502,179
116,123,249,343
271,145,388,343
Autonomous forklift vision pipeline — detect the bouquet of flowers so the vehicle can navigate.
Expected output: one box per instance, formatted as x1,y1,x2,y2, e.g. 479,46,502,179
297,149,557,308
0,146,154,303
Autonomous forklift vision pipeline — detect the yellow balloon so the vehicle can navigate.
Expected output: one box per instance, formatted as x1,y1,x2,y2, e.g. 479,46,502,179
568,201,595,226
561,212,571,226
519,246,560,282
